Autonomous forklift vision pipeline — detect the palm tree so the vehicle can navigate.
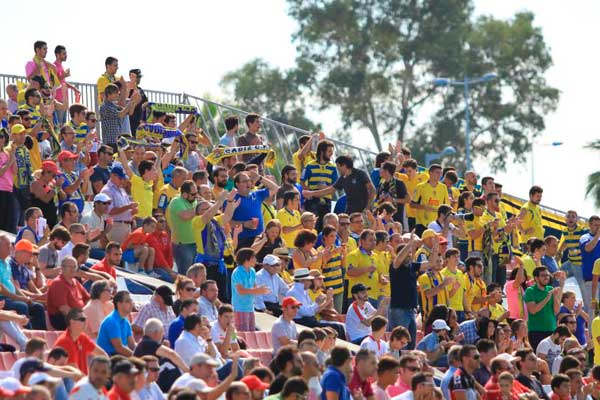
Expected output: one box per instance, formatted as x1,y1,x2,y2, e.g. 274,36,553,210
586,140,600,208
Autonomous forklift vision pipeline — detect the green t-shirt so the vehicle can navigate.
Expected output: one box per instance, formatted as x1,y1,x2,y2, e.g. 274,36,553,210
167,196,197,244
523,284,556,332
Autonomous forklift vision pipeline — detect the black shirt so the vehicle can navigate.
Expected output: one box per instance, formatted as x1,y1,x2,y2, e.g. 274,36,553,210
389,261,419,309
133,335,161,358
516,373,549,400
377,178,408,220
333,168,372,213
269,373,289,396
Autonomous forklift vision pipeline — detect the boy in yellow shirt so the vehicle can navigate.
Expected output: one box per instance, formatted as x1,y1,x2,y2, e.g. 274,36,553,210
440,248,467,321
277,191,302,247
373,231,392,302
487,283,509,322
119,146,160,226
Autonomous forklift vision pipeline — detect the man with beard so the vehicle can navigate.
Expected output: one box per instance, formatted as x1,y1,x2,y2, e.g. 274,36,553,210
37,226,71,279
518,186,545,247
524,266,562,349
460,171,482,197
301,140,337,231
448,345,483,400
276,165,303,210
268,345,304,395
69,356,111,400
211,166,229,199
157,166,188,213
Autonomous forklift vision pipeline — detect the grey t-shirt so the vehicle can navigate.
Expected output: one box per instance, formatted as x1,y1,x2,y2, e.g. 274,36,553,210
271,317,298,353
38,244,58,269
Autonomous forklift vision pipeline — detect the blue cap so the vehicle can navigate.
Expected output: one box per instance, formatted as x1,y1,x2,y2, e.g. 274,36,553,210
110,162,128,180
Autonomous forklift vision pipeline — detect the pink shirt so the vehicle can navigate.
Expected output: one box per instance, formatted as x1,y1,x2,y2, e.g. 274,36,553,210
54,60,67,102
25,59,51,82
504,280,528,320
387,379,410,398
0,152,14,192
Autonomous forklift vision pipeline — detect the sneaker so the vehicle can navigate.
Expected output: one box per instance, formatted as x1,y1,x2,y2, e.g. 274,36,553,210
148,271,162,279
137,270,147,276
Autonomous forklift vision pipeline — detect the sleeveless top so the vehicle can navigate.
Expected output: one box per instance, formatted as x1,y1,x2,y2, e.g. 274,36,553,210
30,179,58,227
15,226,40,244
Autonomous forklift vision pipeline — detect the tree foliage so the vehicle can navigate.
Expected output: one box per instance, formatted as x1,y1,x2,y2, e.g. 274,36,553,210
586,140,600,209
286,0,559,171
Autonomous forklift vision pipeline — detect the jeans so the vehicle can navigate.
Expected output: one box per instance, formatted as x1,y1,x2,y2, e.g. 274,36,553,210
217,359,244,381
173,243,196,275
388,307,417,349
0,320,27,350
332,292,344,314
566,262,588,312
1,297,46,330
153,267,175,283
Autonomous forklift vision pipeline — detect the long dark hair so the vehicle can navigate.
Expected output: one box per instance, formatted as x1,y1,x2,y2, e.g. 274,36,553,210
425,304,449,330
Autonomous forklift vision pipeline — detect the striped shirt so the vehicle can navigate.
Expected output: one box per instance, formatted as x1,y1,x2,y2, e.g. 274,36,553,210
301,160,338,200
560,226,588,266
68,120,89,142
317,245,344,295
418,270,448,320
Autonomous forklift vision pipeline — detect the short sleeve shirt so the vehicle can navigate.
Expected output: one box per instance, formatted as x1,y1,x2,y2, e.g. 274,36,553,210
523,284,556,332
277,208,301,247
9,257,33,290
271,317,298,353
321,366,352,400
97,310,133,356
54,330,96,374
349,368,374,398
333,168,372,213
448,368,478,400
231,265,257,312
345,248,380,299
167,196,197,244
38,243,59,269
413,182,449,226
231,188,270,239
130,174,154,219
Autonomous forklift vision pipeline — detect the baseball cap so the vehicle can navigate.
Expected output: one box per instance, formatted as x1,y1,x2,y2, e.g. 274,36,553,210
421,229,437,241
19,359,48,379
281,296,302,308
155,285,174,307
432,319,451,331
351,283,370,294
262,254,281,266
241,375,270,391
28,372,61,386
0,377,31,395
438,235,448,245
41,160,61,175
57,150,79,163
93,193,111,203
110,162,128,179
189,353,219,368
112,360,139,376
10,124,26,135
187,378,212,393
15,239,38,254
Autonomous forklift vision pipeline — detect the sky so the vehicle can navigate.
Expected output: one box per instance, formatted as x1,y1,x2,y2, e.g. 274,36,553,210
1,0,598,217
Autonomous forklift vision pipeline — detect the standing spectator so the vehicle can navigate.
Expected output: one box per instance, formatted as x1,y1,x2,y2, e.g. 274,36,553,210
518,186,545,247
304,155,375,215
6,84,18,113
167,181,197,275
584,216,600,306
410,164,448,236
81,193,112,260
90,145,113,194
275,165,303,210
10,124,33,231
464,256,488,314
98,84,140,147
448,344,481,400
416,319,453,368
54,308,107,374
231,171,279,249
236,113,264,162
46,256,90,330
255,255,290,316
277,191,303,247
301,140,337,231
377,161,409,221
345,230,381,308
82,280,114,339
96,290,136,357
57,150,90,214
231,248,268,331
132,286,176,338
0,129,15,233
96,56,121,103
128,69,148,132
524,266,562,349
103,163,137,243
220,116,239,147
320,346,353,400
25,41,57,85
271,296,300,353
473,339,497,386
515,349,549,400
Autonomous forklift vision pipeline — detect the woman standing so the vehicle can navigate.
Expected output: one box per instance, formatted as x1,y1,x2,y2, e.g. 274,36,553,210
0,129,16,232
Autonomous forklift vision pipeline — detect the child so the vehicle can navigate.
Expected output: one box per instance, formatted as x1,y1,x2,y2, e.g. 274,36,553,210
359,315,389,359
231,248,269,331
388,326,412,359
550,374,571,400
497,371,518,400
487,283,509,323
121,216,158,277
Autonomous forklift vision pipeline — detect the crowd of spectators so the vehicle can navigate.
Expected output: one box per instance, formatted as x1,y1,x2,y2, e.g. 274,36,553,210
0,40,599,400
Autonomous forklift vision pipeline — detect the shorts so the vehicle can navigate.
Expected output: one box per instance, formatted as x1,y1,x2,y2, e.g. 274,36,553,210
122,249,138,263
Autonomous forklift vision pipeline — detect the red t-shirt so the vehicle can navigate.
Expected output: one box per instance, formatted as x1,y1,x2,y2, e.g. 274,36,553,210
91,258,116,279
46,275,90,315
121,228,148,251
349,368,374,398
146,230,173,269
107,384,131,400
54,330,96,374
484,377,531,400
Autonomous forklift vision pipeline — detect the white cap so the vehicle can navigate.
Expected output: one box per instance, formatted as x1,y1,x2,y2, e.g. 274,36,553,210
432,319,451,331
28,372,61,386
187,378,212,393
263,254,282,266
93,193,111,203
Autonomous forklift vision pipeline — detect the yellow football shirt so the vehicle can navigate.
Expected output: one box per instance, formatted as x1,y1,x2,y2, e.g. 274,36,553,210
519,201,544,244
441,267,465,311
464,274,487,312
192,215,224,254
413,181,448,226
277,208,301,248
479,209,506,254
464,215,484,252
418,271,448,319
131,174,154,218
345,248,380,299
396,171,428,218
293,150,316,182
593,316,600,365
373,250,392,297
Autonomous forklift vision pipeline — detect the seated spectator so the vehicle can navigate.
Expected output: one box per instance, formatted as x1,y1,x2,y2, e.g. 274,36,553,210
57,222,92,264
68,356,111,400
107,360,139,400
136,355,165,400
211,304,241,360
388,326,412,360
251,219,286,263
46,256,90,330
172,353,238,399
255,254,290,316
397,372,435,400
173,276,198,316
550,374,571,400
80,193,113,260
0,298,28,352
387,354,422,397
447,345,481,400
186,262,207,290
360,316,389,359
175,313,226,369
515,348,549,400
133,318,189,392
133,285,176,337
372,356,400,400
320,346,353,400
265,376,309,400
198,279,219,324
89,144,113,195
349,349,377,399
121,217,159,277
90,242,122,280
15,207,46,245
57,201,81,230
54,308,107,374
271,296,301,353
473,339,497,386
37,226,71,279
535,325,571,372
346,283,386,344
168,299,198,348
82,279,114,338
269,346,304,395
96,290,135,356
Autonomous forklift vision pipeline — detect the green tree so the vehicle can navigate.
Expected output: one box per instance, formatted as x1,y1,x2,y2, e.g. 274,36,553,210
220,58,319,131
586,140,600,208
287,0,559,171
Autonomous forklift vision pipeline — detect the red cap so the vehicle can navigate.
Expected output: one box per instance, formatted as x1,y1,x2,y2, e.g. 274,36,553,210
57,150,79,163
241,375,270,391
15,239,38,254
41,160,61,175
281,296,302,308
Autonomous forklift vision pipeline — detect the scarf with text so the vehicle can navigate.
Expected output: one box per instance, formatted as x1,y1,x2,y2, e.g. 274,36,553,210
205,145,275,168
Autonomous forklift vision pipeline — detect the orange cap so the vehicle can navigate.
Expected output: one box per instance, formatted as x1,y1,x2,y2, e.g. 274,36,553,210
14,239,37,253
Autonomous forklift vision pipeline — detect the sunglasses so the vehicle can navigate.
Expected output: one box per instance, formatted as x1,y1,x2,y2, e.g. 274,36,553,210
472,354,481,360
22,117,32,121
74,316,86,322
99,201,111,205
291,306,300,309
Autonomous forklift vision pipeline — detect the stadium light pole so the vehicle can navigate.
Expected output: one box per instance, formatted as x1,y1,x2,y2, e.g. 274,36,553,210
531,141,563,186
425,146,457,166
433,73,497,171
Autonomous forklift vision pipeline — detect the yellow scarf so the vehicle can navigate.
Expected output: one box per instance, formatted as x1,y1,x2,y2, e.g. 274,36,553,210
205,145,275,167
33,56,60,88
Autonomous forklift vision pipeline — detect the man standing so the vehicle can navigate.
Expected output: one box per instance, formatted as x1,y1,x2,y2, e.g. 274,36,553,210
411,164,449,236
128,69,148,132
198,280,219,324
524,266,563,350
271,296,301,353
304,155,375,215
98,84,140,148
448,344,481,400
167,181,198,275
480,192,515,286
81,193,112,260
102,163,137,244
96,290,136,356
90,145,114,195
584,216,600,307
345,283,387,344
441,248,467,321
220,116,239,147
345,230,381,308
255,255,290,316
236,113,264,162
518,186,545,246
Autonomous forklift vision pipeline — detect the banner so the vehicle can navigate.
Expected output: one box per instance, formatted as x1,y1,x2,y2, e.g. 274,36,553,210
205,145,276,168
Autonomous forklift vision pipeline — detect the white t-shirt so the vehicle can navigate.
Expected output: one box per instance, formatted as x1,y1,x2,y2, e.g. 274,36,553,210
360,336,390,359
345,301,376,341
536,336,562,369
428,220,457,245
210,322,237,345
